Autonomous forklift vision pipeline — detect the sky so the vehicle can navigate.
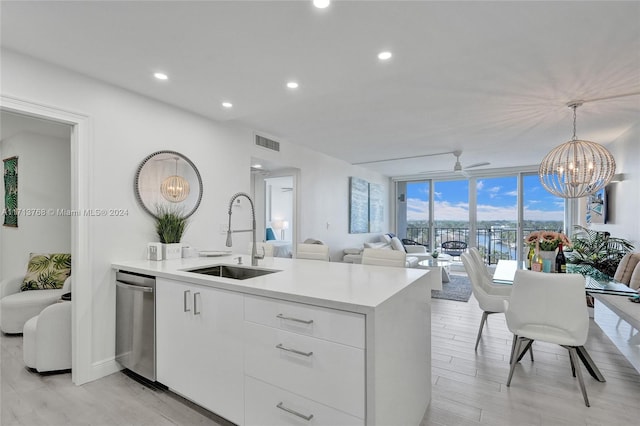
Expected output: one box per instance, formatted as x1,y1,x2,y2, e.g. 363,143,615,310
406,175,565,222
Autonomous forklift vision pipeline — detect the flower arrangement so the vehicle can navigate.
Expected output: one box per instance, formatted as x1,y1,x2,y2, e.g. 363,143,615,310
524,231,571,251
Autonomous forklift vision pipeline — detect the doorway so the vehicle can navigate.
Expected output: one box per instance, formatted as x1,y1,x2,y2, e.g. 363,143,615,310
250,158,299,258
1,95,92,385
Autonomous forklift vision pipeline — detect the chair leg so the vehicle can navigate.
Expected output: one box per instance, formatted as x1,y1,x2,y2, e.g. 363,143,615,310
509,334,518,364
475,311,490,350
568,347,590,407
507,337,523,386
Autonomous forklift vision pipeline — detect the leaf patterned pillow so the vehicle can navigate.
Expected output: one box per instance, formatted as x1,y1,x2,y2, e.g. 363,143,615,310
21,253,71,291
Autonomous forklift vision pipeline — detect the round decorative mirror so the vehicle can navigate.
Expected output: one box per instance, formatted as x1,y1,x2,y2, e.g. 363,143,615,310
135,150,203,218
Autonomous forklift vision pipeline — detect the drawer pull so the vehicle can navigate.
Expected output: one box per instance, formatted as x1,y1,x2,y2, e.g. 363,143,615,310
276,402,314,421
193,292,201,315
276,313,314,325
183,290,191,312
276,343,313,357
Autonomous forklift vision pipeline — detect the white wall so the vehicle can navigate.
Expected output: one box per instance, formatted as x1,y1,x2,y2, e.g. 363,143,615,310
588,122,640,247
0,131,71,280
1,49,389,380
251,142,391,261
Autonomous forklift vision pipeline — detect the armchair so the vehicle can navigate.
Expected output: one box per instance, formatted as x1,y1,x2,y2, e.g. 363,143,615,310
23,300,72,372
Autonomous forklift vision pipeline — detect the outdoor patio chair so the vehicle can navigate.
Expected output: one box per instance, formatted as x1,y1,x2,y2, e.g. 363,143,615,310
441,240,468,259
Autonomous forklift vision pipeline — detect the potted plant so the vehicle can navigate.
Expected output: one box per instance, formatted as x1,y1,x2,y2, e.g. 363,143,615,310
155,205,189,259
567,225,634,279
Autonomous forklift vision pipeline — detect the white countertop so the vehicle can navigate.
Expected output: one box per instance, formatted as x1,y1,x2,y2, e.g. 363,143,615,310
112,254,430,314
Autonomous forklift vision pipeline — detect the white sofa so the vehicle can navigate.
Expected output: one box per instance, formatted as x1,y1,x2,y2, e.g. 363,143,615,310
342,235,430,267
1,275,71,334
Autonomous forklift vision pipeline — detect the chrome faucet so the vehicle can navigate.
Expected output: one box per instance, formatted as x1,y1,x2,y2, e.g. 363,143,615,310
225,192,263,266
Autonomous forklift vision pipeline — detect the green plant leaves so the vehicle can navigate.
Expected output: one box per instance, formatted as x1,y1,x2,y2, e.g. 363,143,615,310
155,204,189,243
568,225,635,278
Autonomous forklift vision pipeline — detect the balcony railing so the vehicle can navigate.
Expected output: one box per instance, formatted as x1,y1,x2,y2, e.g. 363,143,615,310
405,226,549,265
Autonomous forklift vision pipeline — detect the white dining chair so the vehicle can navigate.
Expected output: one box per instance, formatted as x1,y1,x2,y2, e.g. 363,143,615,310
296,243,330,261
461,253,512,350
505,269,599,407
361,248,406,268
469,247,494,280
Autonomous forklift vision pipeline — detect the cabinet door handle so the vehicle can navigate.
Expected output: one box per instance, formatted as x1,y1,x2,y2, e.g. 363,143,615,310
276,402,314,421
193,292,201,315
275,343,313,357
276,313,314,325
183,290,191,312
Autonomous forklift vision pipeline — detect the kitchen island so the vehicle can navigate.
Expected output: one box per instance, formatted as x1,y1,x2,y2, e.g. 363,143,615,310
113,254,434,426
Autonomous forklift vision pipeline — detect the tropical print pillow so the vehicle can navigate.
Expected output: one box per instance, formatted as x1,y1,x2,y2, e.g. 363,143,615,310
21,253,72,291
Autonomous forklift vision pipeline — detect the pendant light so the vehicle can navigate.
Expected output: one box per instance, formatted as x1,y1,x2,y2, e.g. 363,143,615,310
538,102,616,198
161,157,190,203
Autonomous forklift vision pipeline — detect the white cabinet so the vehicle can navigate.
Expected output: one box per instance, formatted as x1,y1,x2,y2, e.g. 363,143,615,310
244,295,365,425
156,278,244,425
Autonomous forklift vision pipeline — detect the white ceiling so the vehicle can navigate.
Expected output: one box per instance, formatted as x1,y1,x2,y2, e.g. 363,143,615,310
1,1,639,178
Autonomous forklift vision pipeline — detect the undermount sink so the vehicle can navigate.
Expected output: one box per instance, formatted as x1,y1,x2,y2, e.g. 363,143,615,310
185,264,279,280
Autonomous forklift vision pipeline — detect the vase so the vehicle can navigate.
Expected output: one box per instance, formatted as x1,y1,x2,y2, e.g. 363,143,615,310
539,250,556,273
162,243,182,260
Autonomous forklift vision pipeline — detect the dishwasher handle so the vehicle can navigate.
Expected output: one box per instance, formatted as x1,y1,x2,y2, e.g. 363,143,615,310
116,271,156,287
116,281,154,293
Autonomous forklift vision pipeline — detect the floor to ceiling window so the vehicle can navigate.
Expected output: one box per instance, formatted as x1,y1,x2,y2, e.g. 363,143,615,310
396,172,566,264
475,175,517,264
434,179,469,250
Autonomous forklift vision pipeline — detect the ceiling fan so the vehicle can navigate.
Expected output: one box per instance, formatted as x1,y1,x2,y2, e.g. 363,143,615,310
451,150,490,172
420,150,490,174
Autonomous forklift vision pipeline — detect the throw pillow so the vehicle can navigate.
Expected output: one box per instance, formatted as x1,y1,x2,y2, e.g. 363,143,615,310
390,237,407,252
21,253,72,291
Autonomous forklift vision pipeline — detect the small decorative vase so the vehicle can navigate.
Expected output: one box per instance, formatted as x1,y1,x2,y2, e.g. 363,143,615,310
539,250,557,273
162,243,182,260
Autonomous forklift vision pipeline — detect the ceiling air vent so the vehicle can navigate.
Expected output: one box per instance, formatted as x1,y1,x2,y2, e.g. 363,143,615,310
255,135,280,152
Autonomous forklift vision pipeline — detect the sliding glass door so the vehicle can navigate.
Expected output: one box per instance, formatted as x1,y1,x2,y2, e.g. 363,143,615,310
396,173,566,264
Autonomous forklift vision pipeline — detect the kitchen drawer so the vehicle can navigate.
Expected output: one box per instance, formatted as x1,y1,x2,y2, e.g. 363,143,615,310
244,294,365,348
245,376,364,426
244,321,365,418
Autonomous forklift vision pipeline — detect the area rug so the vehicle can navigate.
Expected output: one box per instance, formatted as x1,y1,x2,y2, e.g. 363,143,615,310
431,274,472,302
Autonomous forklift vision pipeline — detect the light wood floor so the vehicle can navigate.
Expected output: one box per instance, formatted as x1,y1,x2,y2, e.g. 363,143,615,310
2,292,639,426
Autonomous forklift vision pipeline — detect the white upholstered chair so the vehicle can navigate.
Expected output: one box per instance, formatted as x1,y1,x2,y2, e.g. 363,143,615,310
505,269,597,407
613,252,640,285
296,243,330,261
248,242,275,258
1,275,71,334
23,300,72,372
468,247,495,280
361,248,406,268
461,253,512,350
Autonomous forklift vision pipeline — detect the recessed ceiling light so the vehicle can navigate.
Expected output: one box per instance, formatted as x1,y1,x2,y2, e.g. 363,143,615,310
222,102,233,108
378,51,392,61
287,82,299,89
313,0,330,9
253,164,262,169
153,72,169,80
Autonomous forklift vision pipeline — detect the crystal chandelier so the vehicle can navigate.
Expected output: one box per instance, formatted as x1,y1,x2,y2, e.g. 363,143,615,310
538,102,616,198
161,158,190,203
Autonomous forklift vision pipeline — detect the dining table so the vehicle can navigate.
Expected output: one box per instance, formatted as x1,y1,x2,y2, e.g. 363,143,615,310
492,259,638,296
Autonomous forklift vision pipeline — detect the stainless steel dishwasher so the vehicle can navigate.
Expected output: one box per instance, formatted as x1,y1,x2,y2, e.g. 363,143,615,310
115,270,156,381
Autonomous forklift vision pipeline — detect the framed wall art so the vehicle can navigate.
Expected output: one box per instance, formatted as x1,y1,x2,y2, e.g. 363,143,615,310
3,156,18,227
586,186,607,225
349,177,369,233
